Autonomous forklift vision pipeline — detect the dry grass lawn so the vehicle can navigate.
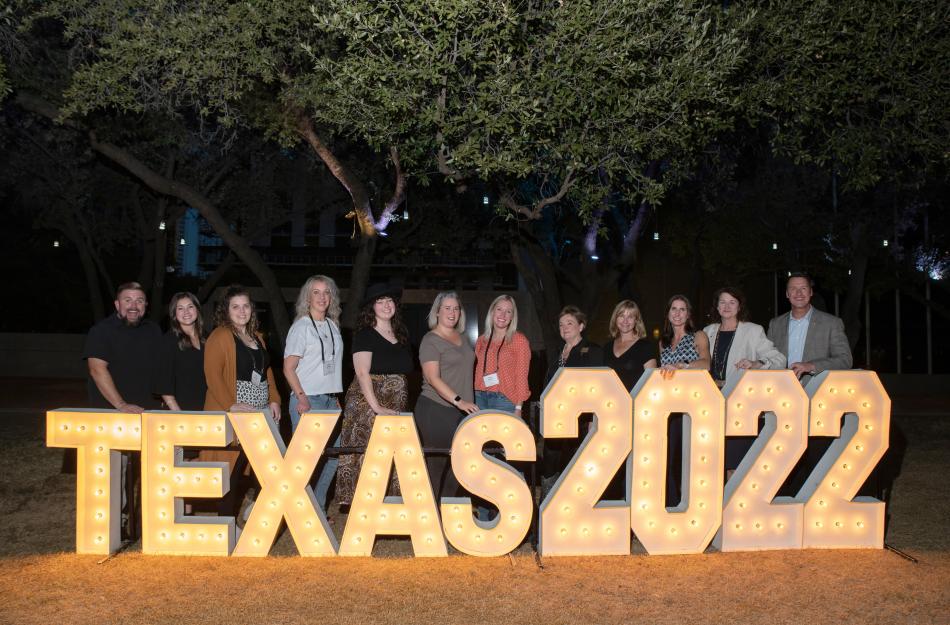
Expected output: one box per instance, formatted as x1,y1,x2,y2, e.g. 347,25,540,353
0,380,947,624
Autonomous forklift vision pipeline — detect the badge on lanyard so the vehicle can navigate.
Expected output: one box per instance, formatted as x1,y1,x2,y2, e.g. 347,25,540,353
251,371,262,385
310,315,336,377
481,328,504,388
482,372,500,387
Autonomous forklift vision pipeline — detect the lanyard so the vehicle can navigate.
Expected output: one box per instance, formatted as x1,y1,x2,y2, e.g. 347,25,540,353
238,334,263,375
309,315,336,364
481,327,506,377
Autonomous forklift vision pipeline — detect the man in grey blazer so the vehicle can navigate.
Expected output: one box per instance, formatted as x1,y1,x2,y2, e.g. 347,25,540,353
769,272,854,495
767,272,852,384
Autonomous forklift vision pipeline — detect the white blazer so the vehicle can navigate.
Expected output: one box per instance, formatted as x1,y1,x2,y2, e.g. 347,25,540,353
703,321,786,385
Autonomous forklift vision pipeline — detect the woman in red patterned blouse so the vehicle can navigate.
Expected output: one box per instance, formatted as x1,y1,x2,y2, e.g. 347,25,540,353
473,295,532,418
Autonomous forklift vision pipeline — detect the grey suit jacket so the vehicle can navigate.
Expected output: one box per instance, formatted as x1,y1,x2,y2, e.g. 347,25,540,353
767,308,853,381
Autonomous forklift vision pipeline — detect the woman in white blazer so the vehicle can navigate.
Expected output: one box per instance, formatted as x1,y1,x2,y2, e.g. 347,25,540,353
703,287,785,387
703,287,786,478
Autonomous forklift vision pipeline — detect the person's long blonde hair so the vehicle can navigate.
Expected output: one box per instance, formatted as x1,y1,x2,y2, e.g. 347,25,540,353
481,295,518,343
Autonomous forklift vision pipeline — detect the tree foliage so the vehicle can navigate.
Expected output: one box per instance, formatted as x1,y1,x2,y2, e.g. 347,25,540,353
307,0,752,219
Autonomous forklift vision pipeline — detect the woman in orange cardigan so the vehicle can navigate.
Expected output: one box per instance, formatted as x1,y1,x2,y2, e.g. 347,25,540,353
201,285,280,519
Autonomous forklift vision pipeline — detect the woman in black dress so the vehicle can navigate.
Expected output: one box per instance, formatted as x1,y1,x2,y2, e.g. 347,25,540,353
155,291,207,411
602,300,657,391
154,291,207,514
542,306,603,486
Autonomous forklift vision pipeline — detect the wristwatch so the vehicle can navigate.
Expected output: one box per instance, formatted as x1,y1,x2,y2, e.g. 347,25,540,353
453,395,462,406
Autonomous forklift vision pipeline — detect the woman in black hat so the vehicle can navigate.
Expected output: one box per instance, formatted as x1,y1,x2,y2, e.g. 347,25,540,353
335,283,413,509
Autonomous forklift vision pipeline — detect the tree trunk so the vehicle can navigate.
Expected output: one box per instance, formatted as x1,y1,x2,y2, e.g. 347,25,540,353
88,134,291,343
197,251,237,303
296,116,406,327
130,187,155,291
63,216,106,322
343,234,378,329
150,197,169,321
840,223,870,349
510,235,563,358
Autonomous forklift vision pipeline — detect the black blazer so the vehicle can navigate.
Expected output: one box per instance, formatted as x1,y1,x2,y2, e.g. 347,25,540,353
545,337,604,384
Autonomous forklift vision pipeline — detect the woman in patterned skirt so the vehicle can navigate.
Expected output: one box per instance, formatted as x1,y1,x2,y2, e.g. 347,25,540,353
658,294,710,508
335,283,413,510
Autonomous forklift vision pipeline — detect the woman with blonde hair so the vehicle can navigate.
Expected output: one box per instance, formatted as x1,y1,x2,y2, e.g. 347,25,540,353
473,295,531,416
603,299,657,390
283,275,344,510
415,291,477,499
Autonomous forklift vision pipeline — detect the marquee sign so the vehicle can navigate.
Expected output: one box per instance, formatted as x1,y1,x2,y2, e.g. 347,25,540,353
47,369,889,557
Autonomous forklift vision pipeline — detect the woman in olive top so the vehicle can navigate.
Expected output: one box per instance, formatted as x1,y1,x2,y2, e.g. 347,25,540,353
415,291,477,499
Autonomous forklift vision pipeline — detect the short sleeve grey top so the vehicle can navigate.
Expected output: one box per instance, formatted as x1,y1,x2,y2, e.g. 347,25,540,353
419,331,475,407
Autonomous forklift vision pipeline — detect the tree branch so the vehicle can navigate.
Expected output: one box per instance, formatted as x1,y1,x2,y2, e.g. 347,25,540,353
500,168,576,220
375,146,407,232
295,111,376,237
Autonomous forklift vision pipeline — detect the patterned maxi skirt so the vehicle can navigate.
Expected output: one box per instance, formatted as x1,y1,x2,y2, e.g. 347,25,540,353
335,374,407,506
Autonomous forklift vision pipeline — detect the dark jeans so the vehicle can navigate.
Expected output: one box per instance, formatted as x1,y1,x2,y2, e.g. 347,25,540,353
414,395,463,499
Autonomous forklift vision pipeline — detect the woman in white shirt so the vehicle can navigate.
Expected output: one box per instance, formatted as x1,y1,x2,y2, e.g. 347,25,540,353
283,275,344,510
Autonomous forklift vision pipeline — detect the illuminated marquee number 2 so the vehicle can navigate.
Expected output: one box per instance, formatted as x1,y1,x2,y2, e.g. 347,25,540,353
714,370,808,551
800,371,890,549
539,368,633,556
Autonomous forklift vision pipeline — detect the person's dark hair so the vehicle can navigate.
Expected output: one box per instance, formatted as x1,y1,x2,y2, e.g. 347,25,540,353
356,296,409,345
558,305,587,328
214,285,259,337
115,281,146,300
709,287,749,324
661,294,695,347
786,271,815,288
168,292,206,350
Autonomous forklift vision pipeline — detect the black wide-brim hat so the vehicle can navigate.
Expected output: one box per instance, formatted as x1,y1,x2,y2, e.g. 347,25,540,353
362,283,403,307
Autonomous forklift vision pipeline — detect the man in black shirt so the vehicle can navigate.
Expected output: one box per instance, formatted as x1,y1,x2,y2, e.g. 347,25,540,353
83,282,162,411
82,282,161,540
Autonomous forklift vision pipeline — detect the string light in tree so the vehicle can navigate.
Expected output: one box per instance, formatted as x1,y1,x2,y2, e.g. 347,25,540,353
713,370,808,552
229,411,339,557
630,370,724,555
800,371,890,549
539,368,633,556
141,411,236,556
441,411,535,557
339,414,447,557
46,409,143,555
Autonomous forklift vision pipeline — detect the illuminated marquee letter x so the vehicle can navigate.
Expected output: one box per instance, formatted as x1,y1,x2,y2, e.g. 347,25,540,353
230,411,339,556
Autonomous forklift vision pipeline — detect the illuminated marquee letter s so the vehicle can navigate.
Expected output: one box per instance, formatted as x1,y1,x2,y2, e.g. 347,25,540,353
441,412,535,556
